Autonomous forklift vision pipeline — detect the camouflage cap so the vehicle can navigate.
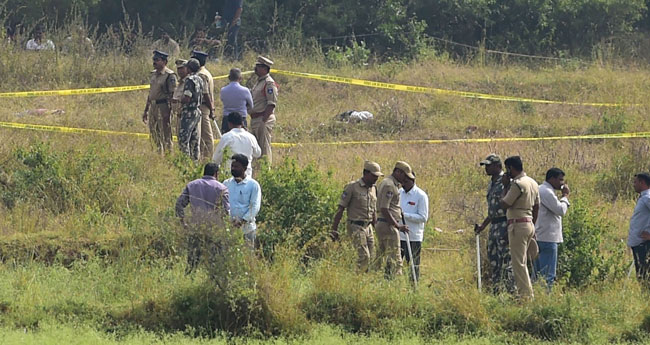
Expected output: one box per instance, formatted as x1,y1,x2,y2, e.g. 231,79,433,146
186,58,200,72
479,154,501,166
395,161,415,180
255,55,274,68
175,59,187,68
364,161,383,177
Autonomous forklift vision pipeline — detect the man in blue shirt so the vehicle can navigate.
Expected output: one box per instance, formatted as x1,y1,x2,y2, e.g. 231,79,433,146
220,68,253,133
223,153,261,248
628,172,650,282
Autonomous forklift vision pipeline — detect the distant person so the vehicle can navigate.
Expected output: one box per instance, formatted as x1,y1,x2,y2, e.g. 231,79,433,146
25,26,55,51
171,59,189,137
220,68,253,133
63,26,94,55
249,56,278,165
221,0,243,59
500,156,540,301
178,58,212,160
142,50,177,153
212,112,260,177
191,50,218,159
399,172,429,282
628,172,650,283
223,154,262,248
152,28,180,58
534,168,570,290
176,162,230,274
5,25,17,45
190,27,220,54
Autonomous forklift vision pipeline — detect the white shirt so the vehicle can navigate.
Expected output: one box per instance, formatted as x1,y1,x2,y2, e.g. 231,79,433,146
26,39,55,51
535,181,570,243
399,184,429,242
212,128,261,177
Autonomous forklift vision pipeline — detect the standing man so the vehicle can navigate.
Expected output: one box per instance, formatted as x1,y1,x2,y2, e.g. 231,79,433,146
534,168,570,289
222,0,243,59
375,161,412,278
220,68,253,133
175,162,230,274
191,50,218,160
332,161,383,272
143,50,177,153
399,172,429,282
500,156,540,301
212,112,261,177
249,56,278,165
628,172,650,283
178,58,209,160
171,59,188,137
223,154,262,247
475,154,513,293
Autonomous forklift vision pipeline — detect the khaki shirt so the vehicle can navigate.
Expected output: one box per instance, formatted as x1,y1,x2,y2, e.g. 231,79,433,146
503,172,540,219
148,67,177,102
173,77,186,101
339,178,377,222
197,66,214,105
250,74,278,113
377,175,402,221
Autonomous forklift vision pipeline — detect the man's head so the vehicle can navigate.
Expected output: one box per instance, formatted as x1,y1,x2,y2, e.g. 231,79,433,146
479,153,502,176
393,161,415,184
545,168,566,190
152,50,169,70
634,173,650,193
227,112,244,128
228,68,242,82
254,56,273,76
403,173,415,191
231,153,249,178
362,160,383,186
186,58,200,73
504,156,523,177
175,59,188,78
191,50,208,67
204,162,220,177
33,25,44,40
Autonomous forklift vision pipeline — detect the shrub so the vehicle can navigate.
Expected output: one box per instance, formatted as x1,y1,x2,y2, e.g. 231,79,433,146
597,142,650,201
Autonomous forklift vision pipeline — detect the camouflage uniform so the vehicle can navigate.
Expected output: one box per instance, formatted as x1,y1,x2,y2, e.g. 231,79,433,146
178,74,204,160
486,172,514,293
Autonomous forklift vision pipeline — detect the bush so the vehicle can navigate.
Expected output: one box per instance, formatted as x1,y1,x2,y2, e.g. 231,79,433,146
597,142,650,201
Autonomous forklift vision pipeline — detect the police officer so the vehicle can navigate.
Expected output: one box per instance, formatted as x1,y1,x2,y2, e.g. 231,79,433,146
500,156,540,301
249,56,278,165
142,50,177,153
190,50,218,160
172,59,188,138
475,154,513,293
178,58,208,161
332,161,383,272
375,161,412,278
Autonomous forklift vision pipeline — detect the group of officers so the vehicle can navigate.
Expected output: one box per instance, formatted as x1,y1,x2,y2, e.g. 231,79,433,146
143,50,278,165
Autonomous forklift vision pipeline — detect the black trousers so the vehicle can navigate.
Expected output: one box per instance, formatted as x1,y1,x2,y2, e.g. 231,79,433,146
632,241,650,282
400,240,422,281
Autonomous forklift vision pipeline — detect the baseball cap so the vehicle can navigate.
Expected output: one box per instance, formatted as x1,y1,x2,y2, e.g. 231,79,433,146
364,161,383,177
479,154,501,166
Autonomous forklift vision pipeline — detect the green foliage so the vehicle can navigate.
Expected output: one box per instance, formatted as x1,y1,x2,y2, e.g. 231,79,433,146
588,109,630,134
597,143,650,201
325,40,371,67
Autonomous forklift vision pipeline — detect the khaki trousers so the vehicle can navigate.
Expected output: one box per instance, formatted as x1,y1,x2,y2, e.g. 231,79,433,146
508,222,535,299
375,221,403,277
347,222,375,272
250,114,275,165
148,102,172,152
198,104,216,160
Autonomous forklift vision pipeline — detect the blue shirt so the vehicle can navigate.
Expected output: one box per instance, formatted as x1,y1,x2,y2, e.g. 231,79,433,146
628,189,650,247
223,176,261,231
220,81,253,118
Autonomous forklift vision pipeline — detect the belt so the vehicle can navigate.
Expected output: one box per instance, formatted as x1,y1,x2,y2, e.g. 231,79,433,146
507,217,533,225
491,216,507,223
348,220,370,226
155,99,168,104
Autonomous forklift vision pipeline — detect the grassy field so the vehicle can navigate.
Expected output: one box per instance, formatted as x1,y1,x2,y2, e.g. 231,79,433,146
1,40,650,344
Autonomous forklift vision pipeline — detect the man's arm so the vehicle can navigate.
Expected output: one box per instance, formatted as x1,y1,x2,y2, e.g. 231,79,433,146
245,181,262,222
212,135,228,163
250,135,262,158
175,187,190,221
500,180,520,210
331,205,345,240
245,89,254,111
166,73,178,101
540,187,569,216
532,204,539,225
219,188,230,215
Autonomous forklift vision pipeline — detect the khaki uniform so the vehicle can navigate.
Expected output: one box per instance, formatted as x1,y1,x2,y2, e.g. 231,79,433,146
339,178,377,272
502,172,540,299
249,73,278,164
172,76,186,138
197,66,216,160
375,175,403,277
148,66,177,152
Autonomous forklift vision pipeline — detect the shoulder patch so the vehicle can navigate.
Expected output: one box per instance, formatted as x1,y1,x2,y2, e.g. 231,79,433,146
267,87,274,94
341,191,348,200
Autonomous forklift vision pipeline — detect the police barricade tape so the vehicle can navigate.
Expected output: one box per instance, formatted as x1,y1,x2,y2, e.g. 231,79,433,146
271,69,639,107
1,121,649,146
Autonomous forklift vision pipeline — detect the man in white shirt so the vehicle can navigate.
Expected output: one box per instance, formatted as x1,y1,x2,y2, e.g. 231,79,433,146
212,112,261,177
26,27,55,51
534,167,570,289
399,173,429,281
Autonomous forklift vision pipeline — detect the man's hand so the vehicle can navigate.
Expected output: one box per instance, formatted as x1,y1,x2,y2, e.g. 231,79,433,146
209,110,216,120
142,111,148,124
561,184,570,197
641,231,650,241
398,224,409,234
474,223,485,234
501,174,511,187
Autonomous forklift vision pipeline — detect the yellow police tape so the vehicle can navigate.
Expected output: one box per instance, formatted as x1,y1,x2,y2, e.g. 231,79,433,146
271,69,640,107
1,121,649,147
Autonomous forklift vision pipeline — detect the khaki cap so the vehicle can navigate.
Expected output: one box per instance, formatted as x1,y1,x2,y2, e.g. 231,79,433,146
256,55,274,67
175,59,187,68
395,161,415,180
364,161,383,177
479,153,501,166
